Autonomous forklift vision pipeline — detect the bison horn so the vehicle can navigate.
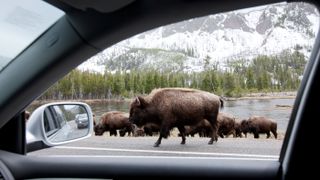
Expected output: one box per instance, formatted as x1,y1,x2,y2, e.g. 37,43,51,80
134,96,148,108
135,96,141,106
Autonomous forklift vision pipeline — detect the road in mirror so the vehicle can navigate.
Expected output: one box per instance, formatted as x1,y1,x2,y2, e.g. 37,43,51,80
44,104,89,144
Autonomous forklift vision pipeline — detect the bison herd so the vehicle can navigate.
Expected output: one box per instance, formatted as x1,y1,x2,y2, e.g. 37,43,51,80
94,88,278,147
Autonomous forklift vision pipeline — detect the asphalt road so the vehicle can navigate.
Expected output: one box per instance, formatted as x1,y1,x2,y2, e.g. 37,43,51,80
29,134,283,160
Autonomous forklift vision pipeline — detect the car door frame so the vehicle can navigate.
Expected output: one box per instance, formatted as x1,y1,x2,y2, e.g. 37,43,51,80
0,0,319,179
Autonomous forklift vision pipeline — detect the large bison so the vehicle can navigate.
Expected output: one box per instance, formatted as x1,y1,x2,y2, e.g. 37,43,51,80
94,111,133,136
240,116,277,139
217,113,236,138
129,88,224,147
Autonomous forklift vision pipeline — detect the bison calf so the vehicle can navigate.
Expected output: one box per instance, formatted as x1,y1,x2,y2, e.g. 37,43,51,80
184,119,212,137
240,116,277,139
217,113,236,138
234,120,243,138
143,122,161,136
183,113,237,138
94,111,133,137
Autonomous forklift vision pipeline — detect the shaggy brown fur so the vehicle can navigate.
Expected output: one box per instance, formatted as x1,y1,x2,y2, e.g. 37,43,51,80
240,116,277,139
234,120,243,138
94,111,132,136
143,122,161,136
129,88,223,147
183,113,236,138
184,119,212,137
217,113,236,138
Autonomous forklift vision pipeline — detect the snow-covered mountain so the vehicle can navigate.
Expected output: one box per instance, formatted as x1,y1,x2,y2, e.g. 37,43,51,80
78,2,319,74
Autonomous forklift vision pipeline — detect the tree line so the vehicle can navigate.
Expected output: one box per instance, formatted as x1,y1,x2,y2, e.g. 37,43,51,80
39,49,306,100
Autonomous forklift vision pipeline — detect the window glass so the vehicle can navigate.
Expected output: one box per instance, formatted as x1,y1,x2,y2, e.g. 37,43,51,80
0,0,64,72
28,2,319,159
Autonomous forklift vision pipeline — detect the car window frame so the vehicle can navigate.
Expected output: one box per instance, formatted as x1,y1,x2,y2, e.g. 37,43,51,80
0,0,318,179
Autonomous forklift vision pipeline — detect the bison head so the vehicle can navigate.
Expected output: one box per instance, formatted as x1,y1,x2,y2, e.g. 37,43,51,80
240,119,249,134
119,128,126,137
94,124,106,136
129,96,151,127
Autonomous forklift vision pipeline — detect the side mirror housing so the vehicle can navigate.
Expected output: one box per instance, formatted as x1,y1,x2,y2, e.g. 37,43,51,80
26,102,93,152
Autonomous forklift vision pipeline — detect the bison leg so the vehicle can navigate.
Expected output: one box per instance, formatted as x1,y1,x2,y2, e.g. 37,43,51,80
218,132,224,138
253,131,259,138
238,132,243,138
207,115,219,144
110,130,116,136
272,130,277,139
231,129,236,138
266,131,271,138
154,127,169,147
119,129,126,137
154,136,162,147
144,129,151,136
177,126,186,145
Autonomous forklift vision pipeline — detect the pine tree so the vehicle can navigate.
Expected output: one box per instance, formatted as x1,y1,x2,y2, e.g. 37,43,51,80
223,72,236,97
246,67,255,90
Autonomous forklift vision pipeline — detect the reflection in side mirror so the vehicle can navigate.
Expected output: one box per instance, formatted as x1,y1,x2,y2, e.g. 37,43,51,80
43,104,90,143
26,102,93,152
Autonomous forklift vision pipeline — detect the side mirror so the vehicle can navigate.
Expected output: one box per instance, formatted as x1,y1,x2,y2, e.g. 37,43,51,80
26,102,93,152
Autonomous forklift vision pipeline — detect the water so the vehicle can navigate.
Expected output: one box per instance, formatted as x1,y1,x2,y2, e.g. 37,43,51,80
89,98,294,132
222,98,294,132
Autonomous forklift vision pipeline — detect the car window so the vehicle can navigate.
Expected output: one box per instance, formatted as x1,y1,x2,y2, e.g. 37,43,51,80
27,2,319,160
44,108,57,136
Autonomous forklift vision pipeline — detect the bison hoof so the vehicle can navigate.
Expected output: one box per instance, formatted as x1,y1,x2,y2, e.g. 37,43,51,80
153,143,160,147
208,140,213,144
181,141,186,145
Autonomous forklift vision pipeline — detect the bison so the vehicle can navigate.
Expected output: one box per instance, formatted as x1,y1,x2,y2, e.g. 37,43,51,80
129,88,224,147
184,119,212,137
143,122,161,136
133,124,145,137
234,120,243,138
184,113,236,138
240,116,277,139
120,123,161,137
217,113,236,138
94,111,133,137
119,124,135,137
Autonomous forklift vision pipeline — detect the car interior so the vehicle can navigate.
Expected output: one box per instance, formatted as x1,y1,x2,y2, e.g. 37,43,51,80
0,0,319,179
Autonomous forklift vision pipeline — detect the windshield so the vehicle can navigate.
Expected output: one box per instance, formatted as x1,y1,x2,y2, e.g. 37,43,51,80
28,2,319,159
0,0,64,72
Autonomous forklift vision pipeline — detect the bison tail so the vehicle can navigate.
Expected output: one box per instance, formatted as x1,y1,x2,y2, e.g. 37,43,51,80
219,97,224,109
